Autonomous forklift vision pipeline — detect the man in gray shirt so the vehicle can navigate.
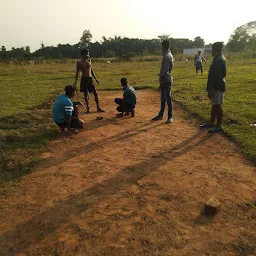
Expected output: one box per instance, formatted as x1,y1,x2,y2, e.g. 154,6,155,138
152,40,174,124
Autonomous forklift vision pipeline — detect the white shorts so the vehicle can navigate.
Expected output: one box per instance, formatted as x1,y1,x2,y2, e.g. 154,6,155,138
211,90,224,105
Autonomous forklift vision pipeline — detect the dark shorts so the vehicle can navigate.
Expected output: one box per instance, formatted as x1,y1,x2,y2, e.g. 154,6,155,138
80,77,95,93
115,98,135,112
56,117,82,129
196,62,202,71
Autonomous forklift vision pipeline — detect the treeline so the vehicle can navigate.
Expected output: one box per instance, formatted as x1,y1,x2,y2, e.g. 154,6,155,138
0,34,205,61
1,20,255,61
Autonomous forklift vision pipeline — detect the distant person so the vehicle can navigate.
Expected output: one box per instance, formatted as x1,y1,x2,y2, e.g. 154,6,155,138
74,49,104,113
194,50,207,76
200,42,226,133
115,78,136,118
52,85,84,133
152,40,174,124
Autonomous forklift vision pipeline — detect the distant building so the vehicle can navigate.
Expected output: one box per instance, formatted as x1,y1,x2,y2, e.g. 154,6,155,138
183,47,212,56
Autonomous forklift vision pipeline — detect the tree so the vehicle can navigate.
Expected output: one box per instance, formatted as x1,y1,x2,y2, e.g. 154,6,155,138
0,46,7,60
25,46,30,54
158,34,170,41
227,21,256,52
193,36,205,48
80,29,92,48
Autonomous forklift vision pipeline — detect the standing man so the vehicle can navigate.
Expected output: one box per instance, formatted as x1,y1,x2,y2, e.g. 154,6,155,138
152,40,174,124
114,77,136,118
200,42,226,133
74,49,104,113
194,50,207,76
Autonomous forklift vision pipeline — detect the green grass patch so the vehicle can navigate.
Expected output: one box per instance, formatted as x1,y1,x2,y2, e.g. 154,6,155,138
0,58,255,184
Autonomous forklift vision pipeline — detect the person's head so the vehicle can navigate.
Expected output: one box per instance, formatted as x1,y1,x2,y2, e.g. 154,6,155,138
64,85,76,98
212,42,223,57
81,49,90,59
120,77,128,87
198,50,201,55
162,40,169,52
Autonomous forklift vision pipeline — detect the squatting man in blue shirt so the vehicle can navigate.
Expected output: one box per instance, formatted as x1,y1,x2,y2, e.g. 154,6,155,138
52,85,84,133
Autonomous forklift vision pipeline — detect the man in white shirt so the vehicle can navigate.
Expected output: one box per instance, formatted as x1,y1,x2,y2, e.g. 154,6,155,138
194,50,207,76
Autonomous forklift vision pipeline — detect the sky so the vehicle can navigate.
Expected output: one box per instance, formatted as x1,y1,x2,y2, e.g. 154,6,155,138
1,0,256,51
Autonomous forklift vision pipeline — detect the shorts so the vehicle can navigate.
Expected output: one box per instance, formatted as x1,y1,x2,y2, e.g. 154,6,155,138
80,77,95,93
56,117,82,129
196,62,202,71
211,90,224,105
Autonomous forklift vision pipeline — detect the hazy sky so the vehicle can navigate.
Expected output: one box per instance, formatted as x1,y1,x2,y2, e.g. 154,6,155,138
1,0,256,51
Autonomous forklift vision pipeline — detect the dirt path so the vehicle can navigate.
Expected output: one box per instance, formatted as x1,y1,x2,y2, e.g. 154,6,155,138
0,90,255,256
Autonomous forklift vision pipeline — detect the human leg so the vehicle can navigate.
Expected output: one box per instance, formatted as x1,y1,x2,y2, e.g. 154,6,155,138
164,82,173,121
83,91,90,113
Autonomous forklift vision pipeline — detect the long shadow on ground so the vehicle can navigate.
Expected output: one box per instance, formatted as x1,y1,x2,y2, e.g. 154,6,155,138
0,130,208,254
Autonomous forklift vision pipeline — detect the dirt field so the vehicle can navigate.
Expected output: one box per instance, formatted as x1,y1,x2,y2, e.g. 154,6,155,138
0,90,255,256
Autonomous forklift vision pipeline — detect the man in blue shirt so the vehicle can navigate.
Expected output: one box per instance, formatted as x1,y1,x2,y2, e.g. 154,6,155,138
52,85,84,133
114,77,137,118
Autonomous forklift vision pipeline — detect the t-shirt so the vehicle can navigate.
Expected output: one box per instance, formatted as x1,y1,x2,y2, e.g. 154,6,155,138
52,94,73,124
196,55,203,62
207,54,227,92
159,50,174,83
123,85,137,107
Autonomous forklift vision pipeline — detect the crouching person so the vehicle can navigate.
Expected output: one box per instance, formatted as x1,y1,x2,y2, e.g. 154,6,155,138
115,78,137,118
52,85,84,133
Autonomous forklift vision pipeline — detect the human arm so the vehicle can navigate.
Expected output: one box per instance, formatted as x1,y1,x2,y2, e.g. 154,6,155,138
91,68,99,84
159,55,173,83
74,62,79,87
64,102,74,132
72,101,84,107
207,58,226,95
65,115,72,131
202,56,207,64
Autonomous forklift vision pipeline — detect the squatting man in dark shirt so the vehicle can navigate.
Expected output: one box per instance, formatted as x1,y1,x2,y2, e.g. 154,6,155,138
114,77,137,118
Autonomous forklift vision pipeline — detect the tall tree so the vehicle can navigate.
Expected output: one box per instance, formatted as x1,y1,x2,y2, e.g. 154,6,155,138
0,46,7,59
227,21,256,52
80,29,92,48
193,36,205,47
25,46,30,54
158,34,170,41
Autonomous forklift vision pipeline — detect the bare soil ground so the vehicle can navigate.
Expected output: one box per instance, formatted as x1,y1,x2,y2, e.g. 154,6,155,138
0,90,255,256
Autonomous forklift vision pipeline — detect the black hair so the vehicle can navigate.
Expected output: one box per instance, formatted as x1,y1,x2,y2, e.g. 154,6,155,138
212,42,223,52
64,85,76,96
120,77,128,85
162,40,170,49
81,49,89,57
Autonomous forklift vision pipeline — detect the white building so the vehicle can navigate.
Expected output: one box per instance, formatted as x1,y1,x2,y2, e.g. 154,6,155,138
183,47,212,56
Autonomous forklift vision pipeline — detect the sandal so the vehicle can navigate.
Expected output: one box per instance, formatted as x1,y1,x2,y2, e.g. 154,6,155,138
208,127,222,133
200,122,214,128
